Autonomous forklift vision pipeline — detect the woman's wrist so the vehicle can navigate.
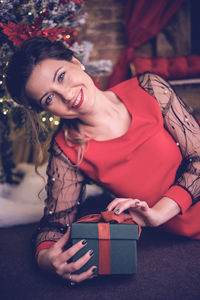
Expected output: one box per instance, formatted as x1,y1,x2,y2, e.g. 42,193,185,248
152,196,181,226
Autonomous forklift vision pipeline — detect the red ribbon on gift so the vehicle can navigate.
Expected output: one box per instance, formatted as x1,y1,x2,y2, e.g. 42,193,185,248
76,211,141,274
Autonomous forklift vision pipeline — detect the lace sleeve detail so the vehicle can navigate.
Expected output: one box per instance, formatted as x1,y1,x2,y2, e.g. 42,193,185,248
33,140,86,249
138,72,200,205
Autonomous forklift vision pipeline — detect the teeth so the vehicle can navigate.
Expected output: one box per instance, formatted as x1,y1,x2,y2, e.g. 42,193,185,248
73,91,81,107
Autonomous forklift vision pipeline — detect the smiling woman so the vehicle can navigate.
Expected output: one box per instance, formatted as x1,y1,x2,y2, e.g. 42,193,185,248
25,57,96,119
5,36,200,285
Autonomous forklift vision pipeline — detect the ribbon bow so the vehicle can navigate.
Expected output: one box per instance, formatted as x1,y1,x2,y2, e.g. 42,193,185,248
76,210,141,224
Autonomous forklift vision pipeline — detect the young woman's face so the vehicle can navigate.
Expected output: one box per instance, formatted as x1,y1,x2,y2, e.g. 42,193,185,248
25,58,96,119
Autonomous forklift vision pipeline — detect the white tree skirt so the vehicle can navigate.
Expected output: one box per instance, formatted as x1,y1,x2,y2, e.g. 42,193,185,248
0,163,103,227
0,163,47,227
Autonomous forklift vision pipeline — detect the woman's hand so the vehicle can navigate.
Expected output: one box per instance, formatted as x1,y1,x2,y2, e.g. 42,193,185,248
37,228,97,283
107,198,160,227
107,196,181,227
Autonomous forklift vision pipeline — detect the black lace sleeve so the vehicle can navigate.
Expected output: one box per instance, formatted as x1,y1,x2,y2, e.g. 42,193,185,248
33,140,86,250
138,72,200,206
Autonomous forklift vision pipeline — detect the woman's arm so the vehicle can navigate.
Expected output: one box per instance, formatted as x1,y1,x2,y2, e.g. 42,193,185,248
33,141,85,253
33,140,96,282
108,73,200,227
138,72,200,213
107,196,180,227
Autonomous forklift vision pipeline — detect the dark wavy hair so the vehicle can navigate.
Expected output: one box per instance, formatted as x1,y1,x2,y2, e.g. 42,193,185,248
5,37,75,166
5,37,88,166
5,36,73,112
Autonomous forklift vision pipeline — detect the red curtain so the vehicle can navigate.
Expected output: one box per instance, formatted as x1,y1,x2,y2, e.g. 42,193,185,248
107,0,185,88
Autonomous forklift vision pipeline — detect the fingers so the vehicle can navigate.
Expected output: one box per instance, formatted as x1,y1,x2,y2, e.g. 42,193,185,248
55,227,71,250
66,248,94,274
40,232,97,283
68,266,97,283
107,197,131,211
135,200,149,211
107,198,149,215
51,239,96,278
61,240,97,283
61,239,88,262
62,248,97,281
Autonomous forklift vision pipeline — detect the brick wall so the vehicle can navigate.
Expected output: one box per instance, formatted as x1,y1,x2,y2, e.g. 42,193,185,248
80,0,191,61
78,0,126,88
78,1,200,119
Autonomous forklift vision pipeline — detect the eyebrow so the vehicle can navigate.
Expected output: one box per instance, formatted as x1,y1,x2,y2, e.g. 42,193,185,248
39,66,63,105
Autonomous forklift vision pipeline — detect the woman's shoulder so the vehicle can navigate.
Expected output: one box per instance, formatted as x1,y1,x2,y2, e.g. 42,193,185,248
137,72,173,94
48,136,77,168
109,72,172,96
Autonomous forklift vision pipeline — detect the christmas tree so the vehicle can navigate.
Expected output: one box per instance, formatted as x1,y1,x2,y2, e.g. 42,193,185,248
0,0,112,184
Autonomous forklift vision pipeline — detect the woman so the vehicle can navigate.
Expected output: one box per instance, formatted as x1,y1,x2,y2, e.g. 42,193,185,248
5,37,200,284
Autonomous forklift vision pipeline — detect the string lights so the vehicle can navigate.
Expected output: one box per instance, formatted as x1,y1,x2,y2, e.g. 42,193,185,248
0,0,110,184
0,0,85,138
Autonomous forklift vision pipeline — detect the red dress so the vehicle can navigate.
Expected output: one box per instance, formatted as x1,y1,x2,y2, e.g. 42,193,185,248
55,75,200,239
34,73,200,257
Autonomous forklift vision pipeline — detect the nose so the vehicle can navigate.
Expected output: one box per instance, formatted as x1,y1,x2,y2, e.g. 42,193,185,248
55,86,75,103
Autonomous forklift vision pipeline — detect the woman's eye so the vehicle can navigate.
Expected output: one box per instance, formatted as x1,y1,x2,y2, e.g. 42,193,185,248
58,72,65,82
45,93,54,106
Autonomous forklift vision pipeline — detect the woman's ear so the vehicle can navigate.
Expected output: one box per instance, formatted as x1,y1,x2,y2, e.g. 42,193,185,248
71,56,85,71
71,56,81,66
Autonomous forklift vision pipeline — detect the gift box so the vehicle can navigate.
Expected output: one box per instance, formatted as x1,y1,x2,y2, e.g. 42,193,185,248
71,212,140,275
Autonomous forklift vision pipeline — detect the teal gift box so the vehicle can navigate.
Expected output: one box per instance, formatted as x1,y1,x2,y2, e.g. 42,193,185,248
71,213,140,275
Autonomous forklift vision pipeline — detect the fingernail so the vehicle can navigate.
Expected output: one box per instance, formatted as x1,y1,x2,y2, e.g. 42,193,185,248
114,209,120,215
89,250,94,256
82,239,87,245
92,267,98,274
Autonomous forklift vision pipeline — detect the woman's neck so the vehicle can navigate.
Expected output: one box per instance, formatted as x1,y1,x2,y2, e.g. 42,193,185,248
78,90,132,141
